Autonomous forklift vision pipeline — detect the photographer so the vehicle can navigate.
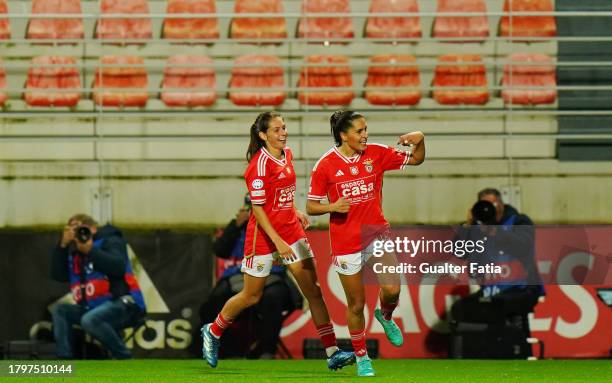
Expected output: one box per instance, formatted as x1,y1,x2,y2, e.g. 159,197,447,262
449,188,545,359
198,194,302,359
50,214,146,359
452,188,544,323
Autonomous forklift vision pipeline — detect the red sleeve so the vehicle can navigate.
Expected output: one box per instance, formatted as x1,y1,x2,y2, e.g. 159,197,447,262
245,159,269,205
308,161,328,201
374,143,410,171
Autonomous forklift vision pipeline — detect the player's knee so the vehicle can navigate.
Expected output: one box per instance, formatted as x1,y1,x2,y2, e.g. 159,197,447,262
243,291,263,307
382,285,401,299
301,284,323,302
346,297,366,315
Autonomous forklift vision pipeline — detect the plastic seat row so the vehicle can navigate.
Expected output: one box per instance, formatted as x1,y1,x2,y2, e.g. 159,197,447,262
0,54,557,108
0,0,556,42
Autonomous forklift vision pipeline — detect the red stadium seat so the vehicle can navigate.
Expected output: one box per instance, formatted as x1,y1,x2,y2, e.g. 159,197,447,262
433,55,489,105
96,0,152,42
0,60,6,105
0,0,10,40
502,53,556,105
297,0,353,41
365,0,421,40
433,0,489,41
229,55,285,106
231,0,287,40
161,55,216,107
499,0,556,39
25,56,81,107
92,56,149,107
298,55,354,105
163,0,219,40
365,55,421,106
27,0,84,41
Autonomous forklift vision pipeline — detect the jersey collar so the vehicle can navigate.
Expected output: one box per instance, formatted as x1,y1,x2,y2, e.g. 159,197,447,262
333,146,362,164
261,147,286,166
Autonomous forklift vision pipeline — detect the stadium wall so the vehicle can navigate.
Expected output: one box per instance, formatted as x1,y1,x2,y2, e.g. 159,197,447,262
2,158,612,227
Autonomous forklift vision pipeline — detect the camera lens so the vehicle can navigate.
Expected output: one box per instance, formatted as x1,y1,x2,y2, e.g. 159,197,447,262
75,226,92,243
472,200,497,225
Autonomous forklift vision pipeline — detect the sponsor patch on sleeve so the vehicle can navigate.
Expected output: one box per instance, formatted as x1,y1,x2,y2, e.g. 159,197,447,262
252,179,264,190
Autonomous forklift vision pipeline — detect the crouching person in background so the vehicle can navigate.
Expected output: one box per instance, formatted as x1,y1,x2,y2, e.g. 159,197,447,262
50,214,146,359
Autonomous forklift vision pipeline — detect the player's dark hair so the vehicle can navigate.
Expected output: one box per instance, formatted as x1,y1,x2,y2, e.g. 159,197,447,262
330,110,365,147
246,111,283,162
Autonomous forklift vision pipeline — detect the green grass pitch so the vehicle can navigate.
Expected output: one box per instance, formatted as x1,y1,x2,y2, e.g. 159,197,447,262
3,359,609,382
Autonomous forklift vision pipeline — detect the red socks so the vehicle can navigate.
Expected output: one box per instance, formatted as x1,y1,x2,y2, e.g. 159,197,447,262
379,292,399,321
350,330,367,357
210,313,232,338
316,323,337,349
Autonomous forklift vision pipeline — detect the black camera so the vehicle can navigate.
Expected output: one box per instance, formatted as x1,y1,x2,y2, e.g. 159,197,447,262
471,200,497,225
75,226,92,244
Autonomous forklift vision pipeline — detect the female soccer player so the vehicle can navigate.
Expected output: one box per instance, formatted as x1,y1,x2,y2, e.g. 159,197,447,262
306,110,425,377
201,111,354,370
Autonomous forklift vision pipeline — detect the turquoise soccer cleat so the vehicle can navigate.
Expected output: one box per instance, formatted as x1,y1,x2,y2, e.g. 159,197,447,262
374,308,404,347
356,356,375,377
327,349,356,371
201,323,220,368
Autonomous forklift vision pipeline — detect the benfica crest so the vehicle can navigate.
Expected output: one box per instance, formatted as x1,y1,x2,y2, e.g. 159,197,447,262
363,158,374,173
256,262,265,272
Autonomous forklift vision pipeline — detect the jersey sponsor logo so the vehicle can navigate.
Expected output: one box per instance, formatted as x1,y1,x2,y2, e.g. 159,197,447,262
273,184,296,211
335,175,376,205
252,179,264,190
363,158,374,173
335,170,345,177
350,166,359,175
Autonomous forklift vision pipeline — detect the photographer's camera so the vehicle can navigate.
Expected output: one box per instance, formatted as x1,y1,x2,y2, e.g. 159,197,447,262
75,226,92,244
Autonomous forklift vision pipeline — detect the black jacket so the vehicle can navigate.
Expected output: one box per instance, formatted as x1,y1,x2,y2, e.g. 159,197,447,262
457,204,543,293
51,224,132,299
213,219,246,259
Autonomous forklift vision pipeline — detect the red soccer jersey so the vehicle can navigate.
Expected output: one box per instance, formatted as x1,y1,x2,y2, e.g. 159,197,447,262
244,147,305,256
308,144,410,255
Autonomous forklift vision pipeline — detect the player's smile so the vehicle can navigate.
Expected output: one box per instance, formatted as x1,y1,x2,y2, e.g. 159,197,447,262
342,117,368,155
261,116,288,156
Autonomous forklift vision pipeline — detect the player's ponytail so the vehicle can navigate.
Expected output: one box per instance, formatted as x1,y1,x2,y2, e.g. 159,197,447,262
246,111,282,162
330,110,364,147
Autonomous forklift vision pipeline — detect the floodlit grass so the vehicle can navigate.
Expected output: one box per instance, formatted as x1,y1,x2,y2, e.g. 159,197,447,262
3,359,610,382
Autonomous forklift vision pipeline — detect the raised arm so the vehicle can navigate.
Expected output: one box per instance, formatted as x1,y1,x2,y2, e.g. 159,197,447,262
398,131,425,165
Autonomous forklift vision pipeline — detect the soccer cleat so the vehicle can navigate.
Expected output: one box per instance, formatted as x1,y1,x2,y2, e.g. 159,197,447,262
201,323,220,368
374,308,404,347
356,356,375,377
327,349,356,371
